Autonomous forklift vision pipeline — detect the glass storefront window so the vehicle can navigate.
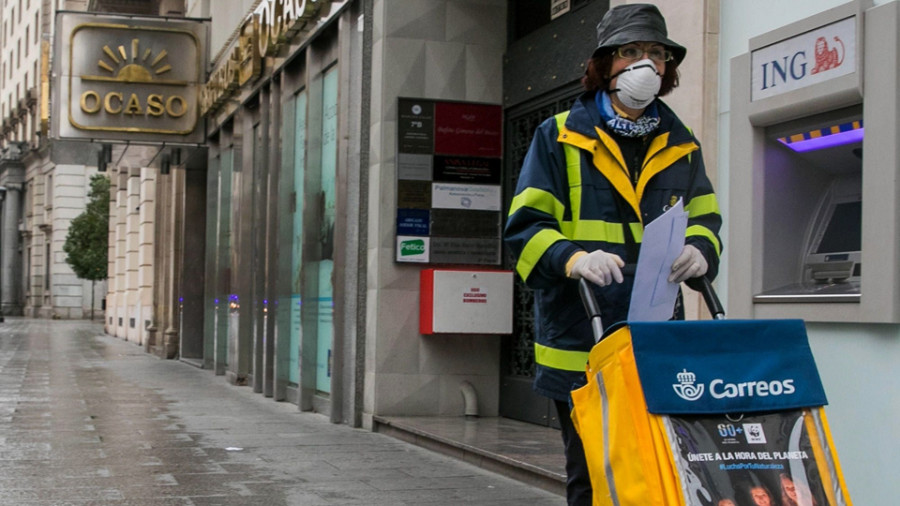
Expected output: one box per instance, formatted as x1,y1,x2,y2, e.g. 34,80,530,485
315,67,338,395
290,91,307,386
300,65,338,397
278,57,339,401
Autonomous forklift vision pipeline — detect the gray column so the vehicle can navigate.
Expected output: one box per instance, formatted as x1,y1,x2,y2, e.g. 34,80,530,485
0,142,26,317
1,184,23,315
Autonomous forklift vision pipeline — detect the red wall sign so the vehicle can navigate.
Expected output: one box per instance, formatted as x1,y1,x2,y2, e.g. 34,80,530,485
434,102,503,158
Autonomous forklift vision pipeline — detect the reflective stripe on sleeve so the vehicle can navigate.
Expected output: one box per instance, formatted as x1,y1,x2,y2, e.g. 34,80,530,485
516,228,567,281
508,187,566,222
534,342,590,372
686,224,721,256
685,193,720,217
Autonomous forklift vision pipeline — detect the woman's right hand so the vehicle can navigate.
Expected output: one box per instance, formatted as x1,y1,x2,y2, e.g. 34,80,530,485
568,250,625,287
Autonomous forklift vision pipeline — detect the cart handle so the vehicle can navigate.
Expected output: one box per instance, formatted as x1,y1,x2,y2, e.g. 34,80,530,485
698,276,726,320
578,278,605,343
578,265,638,343
578,271,725,343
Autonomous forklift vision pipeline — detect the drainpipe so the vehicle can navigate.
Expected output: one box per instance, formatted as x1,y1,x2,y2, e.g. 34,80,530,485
459,381,479,418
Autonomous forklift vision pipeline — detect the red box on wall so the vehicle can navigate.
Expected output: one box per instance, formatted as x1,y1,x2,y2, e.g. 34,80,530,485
420,269,514,334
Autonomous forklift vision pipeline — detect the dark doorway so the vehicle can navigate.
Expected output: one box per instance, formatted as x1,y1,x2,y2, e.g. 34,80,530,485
500,0,608,427
179,157,208,363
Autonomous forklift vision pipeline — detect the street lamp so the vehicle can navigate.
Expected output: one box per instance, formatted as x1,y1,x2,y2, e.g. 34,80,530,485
0,185,6,323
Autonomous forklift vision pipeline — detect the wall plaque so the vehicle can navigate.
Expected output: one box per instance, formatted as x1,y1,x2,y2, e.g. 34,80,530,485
431,209,500,238
433,155,502,184
396,98,503,264
397,180,432,209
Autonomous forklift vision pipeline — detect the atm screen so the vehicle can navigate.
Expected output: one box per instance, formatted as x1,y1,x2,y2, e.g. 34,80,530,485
815,201,861,254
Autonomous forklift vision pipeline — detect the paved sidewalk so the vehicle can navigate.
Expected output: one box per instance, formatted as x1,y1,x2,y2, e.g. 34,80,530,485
0,318,563,506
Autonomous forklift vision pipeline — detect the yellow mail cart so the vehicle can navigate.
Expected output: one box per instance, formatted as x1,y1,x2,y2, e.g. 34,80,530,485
571,281,852,506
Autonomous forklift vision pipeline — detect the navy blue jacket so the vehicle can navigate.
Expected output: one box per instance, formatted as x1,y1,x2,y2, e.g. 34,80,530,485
504,92,722,401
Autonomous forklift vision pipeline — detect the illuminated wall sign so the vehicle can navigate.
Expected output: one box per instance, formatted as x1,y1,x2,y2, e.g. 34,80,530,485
751,16,857,102
53,12,208,143
201,0,334,116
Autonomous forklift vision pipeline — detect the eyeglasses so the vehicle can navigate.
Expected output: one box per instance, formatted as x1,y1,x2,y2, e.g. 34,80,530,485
614,44,674,63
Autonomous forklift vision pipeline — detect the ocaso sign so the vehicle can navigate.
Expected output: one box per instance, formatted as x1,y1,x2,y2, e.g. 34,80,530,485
201,0,333,115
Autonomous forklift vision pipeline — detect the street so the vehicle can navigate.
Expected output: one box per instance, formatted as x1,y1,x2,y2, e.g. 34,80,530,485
0,318,562,505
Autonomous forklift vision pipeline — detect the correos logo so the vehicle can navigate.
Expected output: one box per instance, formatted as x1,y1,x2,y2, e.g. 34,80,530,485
709,378,795,399
672,369,704,401
400,239,426,256
672,369,796,402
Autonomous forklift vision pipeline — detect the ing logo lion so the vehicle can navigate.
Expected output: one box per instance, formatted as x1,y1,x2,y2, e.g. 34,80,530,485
811,36,844,74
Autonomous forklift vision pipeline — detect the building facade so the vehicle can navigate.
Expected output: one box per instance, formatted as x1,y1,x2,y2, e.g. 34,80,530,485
15,0,898,504
178,0,720,426
173,0,722,426
182,2,895,503
0,0,113,320
98,0,722,449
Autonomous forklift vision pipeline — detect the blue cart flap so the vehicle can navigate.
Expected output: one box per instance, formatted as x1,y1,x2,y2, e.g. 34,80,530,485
628,320,828,415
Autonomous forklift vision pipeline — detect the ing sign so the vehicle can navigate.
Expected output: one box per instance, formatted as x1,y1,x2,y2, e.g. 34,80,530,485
751,16,856,102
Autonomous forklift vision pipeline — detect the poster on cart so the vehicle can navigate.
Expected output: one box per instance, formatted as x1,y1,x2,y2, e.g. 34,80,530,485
396,98,502,264
667,409,831,506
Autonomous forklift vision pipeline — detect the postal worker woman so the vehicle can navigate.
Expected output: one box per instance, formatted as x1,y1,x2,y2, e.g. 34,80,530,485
503,4,723,504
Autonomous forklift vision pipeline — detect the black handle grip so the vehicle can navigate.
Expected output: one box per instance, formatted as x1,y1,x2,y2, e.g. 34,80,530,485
578,278,606,343
698,276,726,320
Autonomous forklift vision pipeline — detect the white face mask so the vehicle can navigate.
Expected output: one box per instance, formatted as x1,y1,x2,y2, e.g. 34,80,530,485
610,58,661,110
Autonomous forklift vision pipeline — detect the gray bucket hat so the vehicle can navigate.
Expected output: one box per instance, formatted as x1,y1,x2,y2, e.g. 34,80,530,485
592,4,686,64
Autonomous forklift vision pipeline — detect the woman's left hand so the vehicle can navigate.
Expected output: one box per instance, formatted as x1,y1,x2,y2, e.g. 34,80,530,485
669,244,707,283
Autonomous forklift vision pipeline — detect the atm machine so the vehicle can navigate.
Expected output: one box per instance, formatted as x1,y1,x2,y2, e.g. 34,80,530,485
730,0,900,323
755,108,862,302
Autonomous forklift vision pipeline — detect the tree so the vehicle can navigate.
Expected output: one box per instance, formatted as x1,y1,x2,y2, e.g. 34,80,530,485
63,174,110,319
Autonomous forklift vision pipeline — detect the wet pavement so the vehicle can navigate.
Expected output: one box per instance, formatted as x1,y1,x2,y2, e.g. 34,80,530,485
0,318,563,506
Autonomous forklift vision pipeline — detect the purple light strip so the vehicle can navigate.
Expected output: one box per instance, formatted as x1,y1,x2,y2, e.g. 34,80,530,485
778,128,864,153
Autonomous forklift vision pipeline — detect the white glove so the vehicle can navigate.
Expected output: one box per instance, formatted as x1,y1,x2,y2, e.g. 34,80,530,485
669,244,708,283
569,250,625,287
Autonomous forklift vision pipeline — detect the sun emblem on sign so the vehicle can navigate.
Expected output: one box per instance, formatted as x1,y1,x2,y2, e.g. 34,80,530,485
83,38,184,85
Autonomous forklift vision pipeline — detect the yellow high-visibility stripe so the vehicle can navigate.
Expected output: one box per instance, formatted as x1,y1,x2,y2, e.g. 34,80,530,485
558,124,642,225
508,187,566,222
516,228,567,281
534,342,590,372
685,193,720,217
686,224,722,255
561,220,643,243
565,144,582,223
554,113,716,259
556,114,649,244
557,112,641,245
556,112,584,225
